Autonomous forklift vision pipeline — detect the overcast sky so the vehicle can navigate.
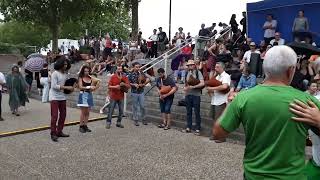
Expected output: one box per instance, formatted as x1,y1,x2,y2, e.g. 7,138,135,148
139,0,260,38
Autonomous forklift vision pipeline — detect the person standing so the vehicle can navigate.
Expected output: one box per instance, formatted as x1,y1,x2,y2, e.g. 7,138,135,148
213,46,320,179
40,63,50,103
207,62,230,141
0,71,6,121
106,66,130,129
263,14,277,45
182,60,205,135
198,23,211,58
292,10,310,42
49,57,74,142
157,27,168,55
240,11,247,36
128,62,150,126
156,68,178,130
229,14,239,34
77,65,99,133
149,29,158,58
6,65,29,116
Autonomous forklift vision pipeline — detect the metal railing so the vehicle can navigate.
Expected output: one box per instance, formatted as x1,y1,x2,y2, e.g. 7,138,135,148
141,26,232,74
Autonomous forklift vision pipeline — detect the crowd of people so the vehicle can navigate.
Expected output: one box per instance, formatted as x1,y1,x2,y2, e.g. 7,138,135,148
0,9,320,180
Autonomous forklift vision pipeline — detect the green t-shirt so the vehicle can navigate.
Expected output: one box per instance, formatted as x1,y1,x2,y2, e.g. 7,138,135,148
219,85,320,180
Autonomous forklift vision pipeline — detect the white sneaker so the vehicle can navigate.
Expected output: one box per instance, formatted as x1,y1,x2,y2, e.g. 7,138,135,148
99,108,104,114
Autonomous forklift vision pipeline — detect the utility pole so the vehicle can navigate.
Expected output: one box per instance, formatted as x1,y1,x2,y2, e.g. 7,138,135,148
169,0,172,41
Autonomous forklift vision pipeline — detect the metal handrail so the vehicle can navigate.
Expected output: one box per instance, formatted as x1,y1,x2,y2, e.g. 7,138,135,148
141,26,232,73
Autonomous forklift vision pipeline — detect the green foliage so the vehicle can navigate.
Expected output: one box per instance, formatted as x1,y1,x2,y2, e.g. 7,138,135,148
0,0,131,53
0,42,35,57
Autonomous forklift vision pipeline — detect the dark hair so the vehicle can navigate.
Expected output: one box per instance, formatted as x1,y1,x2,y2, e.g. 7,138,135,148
43,63,48,68
132,62,140,67
12,65,19,72
17,61,23,66
231,14,236,19
78,65,91,78
267,14,273,18
54,56,71,71
299,10,304,14
272,42,279,46
157,68,165,74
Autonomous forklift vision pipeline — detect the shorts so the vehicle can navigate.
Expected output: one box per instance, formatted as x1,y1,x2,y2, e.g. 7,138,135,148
159,97,173,114
209,103,226,120
77,91,94,107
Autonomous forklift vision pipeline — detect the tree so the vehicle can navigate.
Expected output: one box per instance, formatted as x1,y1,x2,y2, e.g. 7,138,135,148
131,0,139,40
0,0,100,53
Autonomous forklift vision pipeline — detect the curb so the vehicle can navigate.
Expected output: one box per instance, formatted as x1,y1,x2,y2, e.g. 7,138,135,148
0,116,118,138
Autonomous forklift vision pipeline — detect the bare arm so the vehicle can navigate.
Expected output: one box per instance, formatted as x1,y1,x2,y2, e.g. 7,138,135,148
212,122,230,141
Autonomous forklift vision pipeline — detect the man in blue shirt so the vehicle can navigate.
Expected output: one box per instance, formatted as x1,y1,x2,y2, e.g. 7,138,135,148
236,64,257,92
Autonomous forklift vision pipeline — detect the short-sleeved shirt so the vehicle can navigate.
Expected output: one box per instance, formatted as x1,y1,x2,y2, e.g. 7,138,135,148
243,50,260,63
211,71,231,106
156,76,176,99
263,20,277,38
128,71,147,94
185,70,204,97
219,85,320,180
108,74,129,100
0,72,6,91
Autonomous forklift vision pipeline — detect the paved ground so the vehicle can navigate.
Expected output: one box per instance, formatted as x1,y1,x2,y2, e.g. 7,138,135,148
0,94,105,133
0,94,245,180
0,120,245,180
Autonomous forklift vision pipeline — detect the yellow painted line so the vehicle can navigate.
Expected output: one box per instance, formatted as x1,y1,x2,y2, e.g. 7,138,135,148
0,115,118,138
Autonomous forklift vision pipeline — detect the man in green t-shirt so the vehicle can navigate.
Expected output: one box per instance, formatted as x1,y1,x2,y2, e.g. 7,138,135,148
213,45,320,180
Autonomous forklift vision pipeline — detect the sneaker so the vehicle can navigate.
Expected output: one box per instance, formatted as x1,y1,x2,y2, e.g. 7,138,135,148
142,121,148,125
99,109,104,114
158,123,166,128
0,117,4,121
164,126,171,130
182,128,191,133
51,135,58,142
134,121,140,126
116,123,124,128
105,124,111,129
84,125,92,132
194,130,200,136
57,132,70,137
79,126,86,133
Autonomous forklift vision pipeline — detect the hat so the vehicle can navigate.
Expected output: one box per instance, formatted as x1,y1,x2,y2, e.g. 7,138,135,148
250,42,256,46
186,60,195,66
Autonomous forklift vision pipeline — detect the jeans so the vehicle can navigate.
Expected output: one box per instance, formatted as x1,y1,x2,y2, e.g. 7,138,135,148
131,93,145,122
40,77,49,102
159,98,173,114
174,70,186,81
185,95,201,130
107,99,124,124
50,100,66,135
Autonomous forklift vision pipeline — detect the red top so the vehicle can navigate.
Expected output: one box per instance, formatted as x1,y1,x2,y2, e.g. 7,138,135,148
108,74,129,100
181,46,192,54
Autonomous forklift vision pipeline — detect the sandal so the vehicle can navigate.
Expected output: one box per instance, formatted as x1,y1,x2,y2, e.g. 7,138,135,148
158,123,166,128
194,130,200,136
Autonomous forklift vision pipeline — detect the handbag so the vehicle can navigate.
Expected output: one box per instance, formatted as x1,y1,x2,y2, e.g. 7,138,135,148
177,99,187,106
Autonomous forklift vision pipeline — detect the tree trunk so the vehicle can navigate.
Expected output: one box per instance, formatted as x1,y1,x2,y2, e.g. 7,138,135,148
51,24,59,54
131,0,139,40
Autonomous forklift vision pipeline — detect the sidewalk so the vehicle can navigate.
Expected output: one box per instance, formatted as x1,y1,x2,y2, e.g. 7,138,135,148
0,93,106,133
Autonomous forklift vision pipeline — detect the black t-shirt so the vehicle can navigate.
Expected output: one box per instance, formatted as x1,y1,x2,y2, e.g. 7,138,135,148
198,29,210,37
40,69,49,77
156,76,176,99
158,32,167,43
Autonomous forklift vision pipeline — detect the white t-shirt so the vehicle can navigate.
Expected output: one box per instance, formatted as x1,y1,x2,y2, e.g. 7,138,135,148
270,38,285,45
243,50,261,63
0,72,6,91
211,71,231,106
149,34,158,41
309,130,320,166
263,20,277,38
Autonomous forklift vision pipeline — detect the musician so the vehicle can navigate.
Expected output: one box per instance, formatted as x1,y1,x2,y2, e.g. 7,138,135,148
206,62,230,142
106,65,130,129
128,62,150,126
77,65,100,133
149,29,158,58
156,68,177,130
182,60,204,136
